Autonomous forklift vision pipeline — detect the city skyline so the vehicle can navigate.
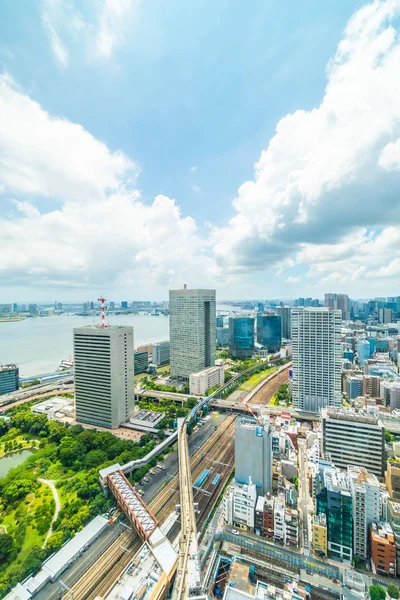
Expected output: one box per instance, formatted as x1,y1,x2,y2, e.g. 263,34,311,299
2,1,400,300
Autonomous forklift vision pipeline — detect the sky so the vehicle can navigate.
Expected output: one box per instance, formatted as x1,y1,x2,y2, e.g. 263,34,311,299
1,0,400,301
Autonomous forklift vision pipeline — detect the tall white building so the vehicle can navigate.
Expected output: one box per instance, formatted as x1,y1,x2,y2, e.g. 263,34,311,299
292,307,342,412
224,478,257,529
235,417,273,495
169,288,216,380
74,325,134,429
348,466,380,559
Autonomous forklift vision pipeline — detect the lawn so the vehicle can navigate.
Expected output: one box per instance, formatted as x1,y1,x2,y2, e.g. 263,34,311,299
238,367,278,391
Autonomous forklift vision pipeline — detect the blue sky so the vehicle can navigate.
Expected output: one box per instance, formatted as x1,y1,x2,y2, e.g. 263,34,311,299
1,0,400,301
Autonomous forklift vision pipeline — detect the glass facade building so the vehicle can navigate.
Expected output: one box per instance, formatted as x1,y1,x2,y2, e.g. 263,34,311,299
0,365,19,395
256,314,282,352
229,316,255,359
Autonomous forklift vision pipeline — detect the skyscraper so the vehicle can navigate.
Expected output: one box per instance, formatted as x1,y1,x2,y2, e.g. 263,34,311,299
169,288,216,380
235,417,273,495
324,293,350,321
0,365,19,395
256,314,281,352
292,307,341,412
229,316,255,359
74,325,134,429
276,306,292,339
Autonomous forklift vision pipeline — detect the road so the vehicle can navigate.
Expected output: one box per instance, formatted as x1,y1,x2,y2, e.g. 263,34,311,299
298,439,310,555
38,478,62,548
0,383,74,413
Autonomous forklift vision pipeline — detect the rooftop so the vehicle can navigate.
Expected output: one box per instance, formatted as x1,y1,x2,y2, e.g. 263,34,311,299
370,521,395,543
0,364,18,372
322,407,383,426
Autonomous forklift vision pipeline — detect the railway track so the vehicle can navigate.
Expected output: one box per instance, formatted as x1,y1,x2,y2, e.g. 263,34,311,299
248,367,289,406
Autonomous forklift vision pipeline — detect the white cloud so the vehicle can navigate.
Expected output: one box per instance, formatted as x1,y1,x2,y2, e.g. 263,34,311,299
189,166,197,173
40,0,135,66
192,185,201,193
212,0,400,293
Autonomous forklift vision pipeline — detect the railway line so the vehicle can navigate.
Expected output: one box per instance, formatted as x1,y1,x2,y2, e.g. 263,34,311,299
247,365,290,406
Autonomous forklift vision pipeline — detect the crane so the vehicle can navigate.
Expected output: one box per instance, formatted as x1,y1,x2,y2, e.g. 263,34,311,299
239,396,262,425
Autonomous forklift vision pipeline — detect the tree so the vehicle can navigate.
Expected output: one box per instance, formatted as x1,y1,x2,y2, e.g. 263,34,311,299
46,531,64,553
186,398,197,409
369,585,386,600
83,449,107,469
0,534,13,562
387,585,400,599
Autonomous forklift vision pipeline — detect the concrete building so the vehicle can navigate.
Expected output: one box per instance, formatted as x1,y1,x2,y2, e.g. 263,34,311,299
348,466,380,560
312,513,328,558
321,408,385,476
28,303,38,314
0,364,19,395
216,327,230,346
0,304,12,314
151,341,170,367
189,364,224,396
357,339,372,366
387,501,400,575
370,522,396,576
386,461,400,500
224,478,257,530
229,316,255,359
363,375,380,398
134,350,148,374
256,314,281,352
169,288,216,380
74,325,134,429
235,417,273,495
291,307,342,412
325,293,350,321
345,375,363,400
380,380,400,410
276,306,292,340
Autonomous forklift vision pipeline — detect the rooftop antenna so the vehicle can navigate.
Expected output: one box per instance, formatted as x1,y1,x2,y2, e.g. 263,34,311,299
97,296,109,328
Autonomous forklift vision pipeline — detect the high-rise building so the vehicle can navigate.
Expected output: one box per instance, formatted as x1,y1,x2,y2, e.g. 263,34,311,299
74,325,134,429
357,339,371,366
348,466,380,560
151,341,170,367
235,417,273,495
216,316,224,328
256,314,281,352
324,293,350,320
291,307,342,412
169,288,216,380
229,316,255,359
121,301,128,309
321,408,385,476
28,303,38,314
276,306,292,340
216,327,230,346
345,375,363,399
0,304,13,314
0,365,19,395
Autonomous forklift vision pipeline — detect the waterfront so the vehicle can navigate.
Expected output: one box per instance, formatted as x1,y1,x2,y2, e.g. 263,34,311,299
0,314,170,377
0,449,35,478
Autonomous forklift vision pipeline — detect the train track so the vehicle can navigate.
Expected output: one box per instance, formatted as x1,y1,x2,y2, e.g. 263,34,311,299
248,367,289,406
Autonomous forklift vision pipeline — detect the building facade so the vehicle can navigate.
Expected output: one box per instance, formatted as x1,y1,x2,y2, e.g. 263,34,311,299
169,288,216,380
358,339,372,366
276,306,292,340
224,479,257,529
325,293,350,321
134,350,148,374
345,375,363,400
189,364,224,395
312,513,328,557
348,466,380,560
151,341,170,367
0,365,19,395
387,501,400,576
216,327,230,346
235,417,273,495
229,317,255,359
256,314,282,352
74,325,135,429
370,522,396,576
291,307,342,412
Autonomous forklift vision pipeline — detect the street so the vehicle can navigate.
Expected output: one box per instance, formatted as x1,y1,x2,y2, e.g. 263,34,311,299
298,439,310,555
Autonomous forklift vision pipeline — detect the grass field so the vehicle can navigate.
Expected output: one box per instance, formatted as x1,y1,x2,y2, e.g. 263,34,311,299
238,367,278,391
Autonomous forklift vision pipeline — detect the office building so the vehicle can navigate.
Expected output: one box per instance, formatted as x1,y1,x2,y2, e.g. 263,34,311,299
216,316,224,328
189,364,224,396
378,308,393,324
121,301,128,309
363,375,380,398
151,341,170,367
224,478,257,529
316,464,353,562
276,306,292,339
345,375,363,400
256,314,281,352
216,326,230,346
370,522,396,576
0,365,19,395
0,304,12,314
357,339,372,366
380,380,400,411
134,350,148,374
312,513,328,558
291,307,342,412
321,408,385,476
74,325,134,429
325,293,350,321
169,288,216,380
229,316,255,359
28,303,38,314
348,466,380,560
235,417,273,495
386,462,400,500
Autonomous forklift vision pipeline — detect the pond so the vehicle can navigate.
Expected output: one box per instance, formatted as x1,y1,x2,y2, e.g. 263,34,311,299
0,449,35,478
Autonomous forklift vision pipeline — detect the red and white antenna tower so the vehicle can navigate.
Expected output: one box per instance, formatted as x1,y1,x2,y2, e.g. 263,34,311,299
239,396,262,425
97,296,109,328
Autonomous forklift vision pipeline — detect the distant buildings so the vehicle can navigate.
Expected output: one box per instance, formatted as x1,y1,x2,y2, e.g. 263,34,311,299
216,327,230,346
345,375,363,399
0,365,19,395
276,306,292,340
325,293,350,321
151,341,170,367
229,316,255,359
0,304,12,314
321,408,385,476
357,339,372,366
134,350,148,374
256,314,281,352
74,325,134,429
189,363,224,396
235,417,273,495
291,307,342,412
169,288,216,380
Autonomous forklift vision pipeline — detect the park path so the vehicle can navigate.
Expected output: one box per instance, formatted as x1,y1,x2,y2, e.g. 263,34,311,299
38,478,62,548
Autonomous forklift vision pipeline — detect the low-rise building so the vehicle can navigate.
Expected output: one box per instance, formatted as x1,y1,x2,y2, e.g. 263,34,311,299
224,479,257,530
312,513,327,558
0,364,19,396
387,500,400,576
134,350,149,374
370,522,396,576
189,364,224,396
151,341,170,367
